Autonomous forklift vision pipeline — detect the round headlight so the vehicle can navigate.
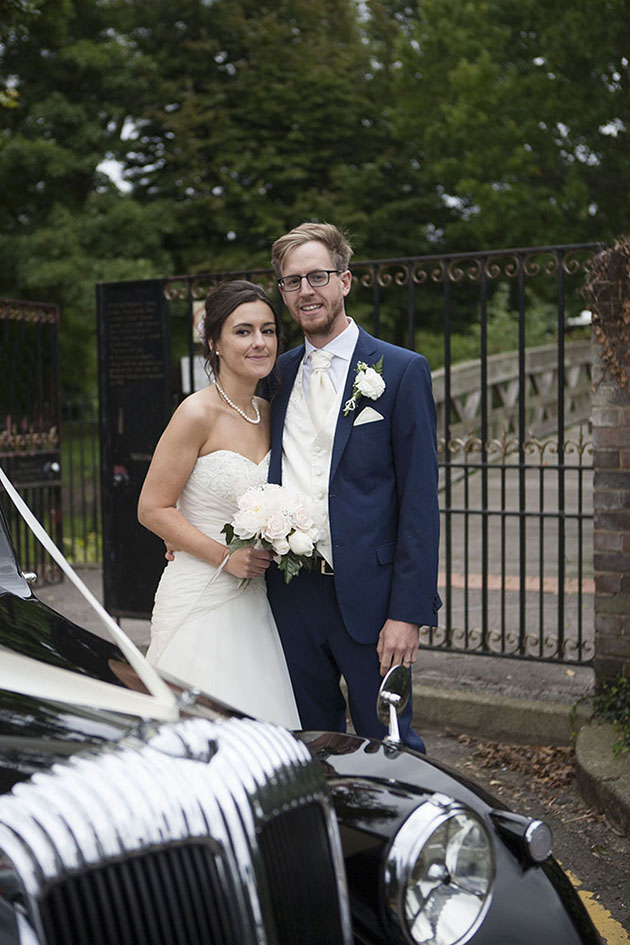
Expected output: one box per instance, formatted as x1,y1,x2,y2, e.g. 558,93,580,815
385,794,494,945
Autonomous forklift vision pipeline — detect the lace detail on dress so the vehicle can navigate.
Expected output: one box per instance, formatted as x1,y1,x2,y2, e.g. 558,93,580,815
183,450,270,505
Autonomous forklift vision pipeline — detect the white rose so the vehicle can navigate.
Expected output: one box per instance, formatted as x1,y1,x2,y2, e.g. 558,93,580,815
237,488,259,512
232,508,261,539
259,484,282,510
272,537,290,556
288,529,314,556
262,511,290,543
356,367,385,400
293,504,314,531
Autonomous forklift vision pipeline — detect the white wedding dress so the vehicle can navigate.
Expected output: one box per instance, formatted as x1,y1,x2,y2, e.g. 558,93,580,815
145,450,301,728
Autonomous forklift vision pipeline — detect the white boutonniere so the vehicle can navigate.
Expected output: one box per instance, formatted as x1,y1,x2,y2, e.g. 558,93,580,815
343,357,386,416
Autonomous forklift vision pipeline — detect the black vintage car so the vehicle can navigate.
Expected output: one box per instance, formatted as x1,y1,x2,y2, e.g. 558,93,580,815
0,488,600,945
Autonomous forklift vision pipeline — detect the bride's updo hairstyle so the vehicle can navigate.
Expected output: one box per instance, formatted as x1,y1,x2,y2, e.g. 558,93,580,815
202,280,282,378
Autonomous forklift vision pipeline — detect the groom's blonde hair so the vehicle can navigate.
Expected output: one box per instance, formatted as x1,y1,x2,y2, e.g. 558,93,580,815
271,222,353,279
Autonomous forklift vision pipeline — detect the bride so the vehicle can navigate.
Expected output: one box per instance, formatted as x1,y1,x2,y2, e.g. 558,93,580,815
138,280,300,728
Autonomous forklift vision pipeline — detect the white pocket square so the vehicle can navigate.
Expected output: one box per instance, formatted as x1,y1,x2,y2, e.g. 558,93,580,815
353,406,384,426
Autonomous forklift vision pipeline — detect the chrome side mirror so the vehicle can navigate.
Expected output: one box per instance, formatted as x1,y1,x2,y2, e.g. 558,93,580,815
377,665,411,746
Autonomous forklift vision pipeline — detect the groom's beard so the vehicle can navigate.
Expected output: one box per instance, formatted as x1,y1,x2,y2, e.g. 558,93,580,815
292,291,346,340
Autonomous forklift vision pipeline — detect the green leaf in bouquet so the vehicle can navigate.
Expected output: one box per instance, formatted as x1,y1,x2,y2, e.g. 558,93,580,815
302,553,318,572
228,537,254,552
221,523,235,543
277,551,304,584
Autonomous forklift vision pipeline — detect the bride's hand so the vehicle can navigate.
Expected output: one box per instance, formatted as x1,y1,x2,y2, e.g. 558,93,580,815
224,546,274,579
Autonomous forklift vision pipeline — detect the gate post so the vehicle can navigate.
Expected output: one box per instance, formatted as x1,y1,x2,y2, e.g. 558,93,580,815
585,239,630,684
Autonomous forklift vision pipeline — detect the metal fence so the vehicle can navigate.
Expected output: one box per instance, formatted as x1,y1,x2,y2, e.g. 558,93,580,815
61,398,101,566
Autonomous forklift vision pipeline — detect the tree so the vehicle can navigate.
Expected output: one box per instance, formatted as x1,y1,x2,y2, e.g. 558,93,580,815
392,0,630,249
0,0,174,393
121,0,382,270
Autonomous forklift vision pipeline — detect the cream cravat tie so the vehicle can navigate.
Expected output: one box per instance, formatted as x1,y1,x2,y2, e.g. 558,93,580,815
308,349,336,431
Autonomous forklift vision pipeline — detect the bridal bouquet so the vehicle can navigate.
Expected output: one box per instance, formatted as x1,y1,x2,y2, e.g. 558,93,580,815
221,483,319,585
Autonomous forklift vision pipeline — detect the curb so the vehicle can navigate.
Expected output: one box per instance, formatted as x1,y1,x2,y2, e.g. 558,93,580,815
413,684,590,747
415,687,630,837
575,722,630,837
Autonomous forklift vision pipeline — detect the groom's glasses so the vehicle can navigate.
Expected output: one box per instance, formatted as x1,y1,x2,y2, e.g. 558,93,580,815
277,269,343,292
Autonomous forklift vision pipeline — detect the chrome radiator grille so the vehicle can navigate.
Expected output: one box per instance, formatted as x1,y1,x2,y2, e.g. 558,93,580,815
0,716,352,945
39,839,242,945
259,803,346,945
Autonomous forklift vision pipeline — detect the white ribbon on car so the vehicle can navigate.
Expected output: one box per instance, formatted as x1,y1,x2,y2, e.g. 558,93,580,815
0,464,179,721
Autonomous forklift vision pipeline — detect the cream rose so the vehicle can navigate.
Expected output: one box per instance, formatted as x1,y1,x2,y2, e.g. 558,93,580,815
232,508,261,539
356,367,385,400
272,536,291,556
262,511,290,543
288,530,315,556
293,505,314,531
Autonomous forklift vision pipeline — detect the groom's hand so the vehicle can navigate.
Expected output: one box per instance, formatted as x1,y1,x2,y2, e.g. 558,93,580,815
377,619,419,676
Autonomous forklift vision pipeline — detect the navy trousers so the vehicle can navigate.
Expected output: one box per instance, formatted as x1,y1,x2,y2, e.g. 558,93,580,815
266,565,426,753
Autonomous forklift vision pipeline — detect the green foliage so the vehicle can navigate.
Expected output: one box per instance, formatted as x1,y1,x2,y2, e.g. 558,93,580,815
1,0,629,394
1,194,174,394
0,89,19,109
414,282,558,369
63,530,100,565
589,676,630,756
124,0,380,270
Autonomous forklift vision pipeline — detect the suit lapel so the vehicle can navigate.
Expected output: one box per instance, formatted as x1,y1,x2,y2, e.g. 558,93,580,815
268,345,304,483
330,328,379,482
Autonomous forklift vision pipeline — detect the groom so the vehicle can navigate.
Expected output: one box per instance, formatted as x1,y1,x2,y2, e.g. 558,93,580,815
265,222,440,752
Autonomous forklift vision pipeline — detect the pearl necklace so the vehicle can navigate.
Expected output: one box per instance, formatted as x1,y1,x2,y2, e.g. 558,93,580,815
215,379,261,424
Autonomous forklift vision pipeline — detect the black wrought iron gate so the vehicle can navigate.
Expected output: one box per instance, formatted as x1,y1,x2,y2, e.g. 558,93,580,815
98,243,598,663
0,298,62,584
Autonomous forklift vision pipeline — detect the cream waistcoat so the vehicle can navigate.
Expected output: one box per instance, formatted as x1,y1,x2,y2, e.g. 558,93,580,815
282,360,344,566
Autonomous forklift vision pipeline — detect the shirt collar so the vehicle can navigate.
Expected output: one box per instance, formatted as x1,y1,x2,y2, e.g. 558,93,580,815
304,317,359,362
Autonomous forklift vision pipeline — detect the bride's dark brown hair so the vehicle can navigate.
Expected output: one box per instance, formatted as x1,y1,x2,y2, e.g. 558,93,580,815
202,280,283,379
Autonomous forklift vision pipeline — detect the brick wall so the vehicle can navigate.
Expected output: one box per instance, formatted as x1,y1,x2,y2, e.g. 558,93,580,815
592,342,630,683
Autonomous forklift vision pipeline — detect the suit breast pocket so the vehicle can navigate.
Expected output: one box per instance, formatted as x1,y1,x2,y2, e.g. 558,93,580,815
348,414,391,466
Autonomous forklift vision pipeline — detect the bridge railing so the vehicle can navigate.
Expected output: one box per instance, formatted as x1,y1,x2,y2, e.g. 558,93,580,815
432,338,592,447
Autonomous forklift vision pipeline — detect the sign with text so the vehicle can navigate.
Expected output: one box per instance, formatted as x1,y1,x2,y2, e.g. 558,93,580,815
97,280,171,619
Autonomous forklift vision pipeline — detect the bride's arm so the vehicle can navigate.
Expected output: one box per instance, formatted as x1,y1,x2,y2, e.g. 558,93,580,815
138,398,228,567
138,397,272,579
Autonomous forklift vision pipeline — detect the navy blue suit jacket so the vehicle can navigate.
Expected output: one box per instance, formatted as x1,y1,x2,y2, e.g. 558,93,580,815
268,327,441,644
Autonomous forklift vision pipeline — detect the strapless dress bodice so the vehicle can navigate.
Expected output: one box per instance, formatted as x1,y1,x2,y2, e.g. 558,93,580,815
177,449,270,541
